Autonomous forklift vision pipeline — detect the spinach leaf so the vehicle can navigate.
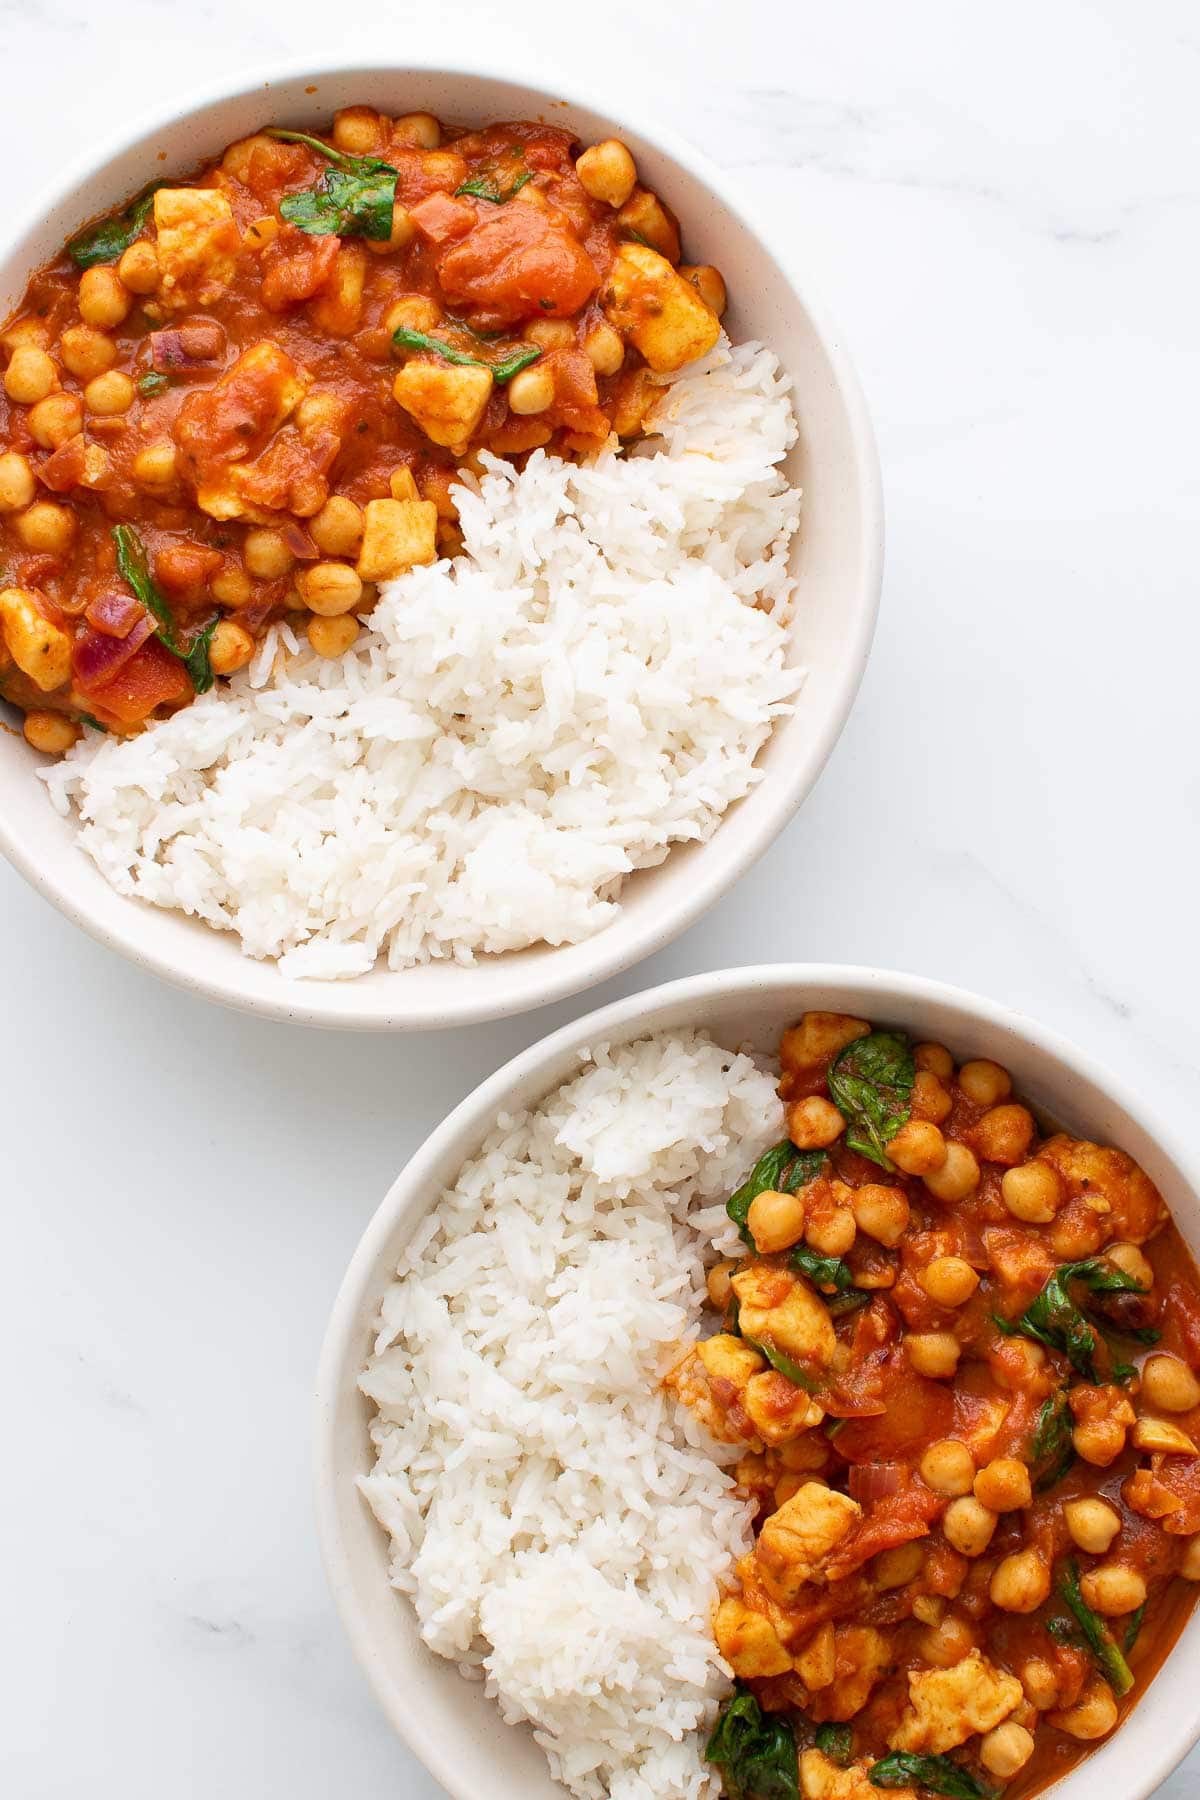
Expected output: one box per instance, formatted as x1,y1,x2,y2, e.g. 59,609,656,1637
743,1334,817,1391
791,1243,854,1295
827,1032,914,1169
1123,1602,1146,1654
827,1289,870,1321
137,371,171,397
268,127,397,240
456,169,533,203
814,1723,852,1766
1002,1258,1143,1382
68,184,163,269
78,713,108,734
1058,1558,1134,1696
112,524,216,694
1029,1393,1075,1492
705,1688,799,1800
868,1753,994,1798
727,1142,826,1248
392,325,542,385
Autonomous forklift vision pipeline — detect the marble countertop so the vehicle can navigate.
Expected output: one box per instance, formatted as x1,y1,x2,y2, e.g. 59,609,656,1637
3,2,1198,1794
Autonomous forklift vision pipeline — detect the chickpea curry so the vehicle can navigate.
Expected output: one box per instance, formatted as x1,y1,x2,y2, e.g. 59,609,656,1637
670,1013,1200,1800
0,106,727,753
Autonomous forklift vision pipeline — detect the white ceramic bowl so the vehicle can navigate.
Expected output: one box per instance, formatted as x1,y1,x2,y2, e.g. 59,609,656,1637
0,58,881,1030
315,962,1200,1800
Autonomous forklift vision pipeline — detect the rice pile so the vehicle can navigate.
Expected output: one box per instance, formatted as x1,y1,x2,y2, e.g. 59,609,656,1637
359,1030,783,1799
39,339,801,979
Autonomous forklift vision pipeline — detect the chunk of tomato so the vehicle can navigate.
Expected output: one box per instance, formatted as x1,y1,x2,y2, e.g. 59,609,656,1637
437,205,599,323
88,637,191,724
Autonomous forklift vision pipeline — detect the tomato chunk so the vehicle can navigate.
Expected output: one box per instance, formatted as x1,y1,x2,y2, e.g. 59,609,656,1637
437,205,599,323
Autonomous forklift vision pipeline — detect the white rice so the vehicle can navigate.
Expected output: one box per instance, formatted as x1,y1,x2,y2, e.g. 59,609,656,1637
39,339,801,980
359,1030,782,1799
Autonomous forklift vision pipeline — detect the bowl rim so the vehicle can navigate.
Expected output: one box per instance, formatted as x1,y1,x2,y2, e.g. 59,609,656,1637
0,53,884,1031
313,959,1200,1800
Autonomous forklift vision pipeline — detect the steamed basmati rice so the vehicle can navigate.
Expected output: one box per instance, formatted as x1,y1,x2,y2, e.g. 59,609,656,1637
359,1030,784,1799
40,339,801,980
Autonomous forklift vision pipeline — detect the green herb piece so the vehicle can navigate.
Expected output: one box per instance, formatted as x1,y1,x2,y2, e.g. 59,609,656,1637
814,1724,852,1766
1112,1361,1137,1385
1124,1602,1146,1654
705,1688,799,1800
868,1752,994,1798
623,227,654,248
268,127,397,240
456,168,533,203
392,325,542,385
68,184,163,269
1003,1258,1143,1382
743,1334,817,1391
137,371,171,397
726,1142,826,1248
78,713,108,733
827,1290,870,1321
827,1032,914,1169
791,1243,854,1295
1029,1393,1075,1492
111,524,216,694
1058,1558,1134,1696
1130,1326,1162,1346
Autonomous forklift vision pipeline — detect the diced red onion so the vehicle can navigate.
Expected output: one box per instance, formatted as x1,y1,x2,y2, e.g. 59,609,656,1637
72,611,156,691
848,1462,906,1504
85,591,144,639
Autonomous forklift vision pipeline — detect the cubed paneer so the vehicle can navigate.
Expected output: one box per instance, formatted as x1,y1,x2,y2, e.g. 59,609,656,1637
153,187,240,309
800,1751,917,1800
356,498,438,581
756,1482,860,1605
743,1371,825,1446
310,243,368,337
713,1596,792,1680
615,188,681,262
1037,1135,1166,1244
793,1621,836,1691
392,359,493,453
815,1627,890,1722
890,1650,1022,1755
0,587,71,691
732,1264,837,1368
698,1332,766,1394
601,243,721,373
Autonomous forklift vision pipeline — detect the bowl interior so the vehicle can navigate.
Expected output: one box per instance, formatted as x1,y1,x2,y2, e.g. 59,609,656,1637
316,968,1200,1800
0,65,880,1028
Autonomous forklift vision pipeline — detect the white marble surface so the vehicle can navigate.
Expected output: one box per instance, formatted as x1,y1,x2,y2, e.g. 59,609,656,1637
2,2,1198,1794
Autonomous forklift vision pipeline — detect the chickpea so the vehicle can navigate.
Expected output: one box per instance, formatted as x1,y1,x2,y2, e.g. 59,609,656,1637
1052,1676,1118,1740
979,1723,1034,1781
1021,1657,1060,1710
905,1332,961,1379
14,501,75,554
680,264,727,317
973,1457,1032,1512
1132,1416,1198,1454
1052,1202,1108,1261
747,1188,806,1255
132,442,179,490
584,321,625,375
4,344,57,404
1073,1420,1126,1467
365,201,417,257
333,105,386,154
391,112,442,149
920,1256,979,1308
805,1201,856,1258
78,266,132,329
923,1142,981,1203
310,496,364,558
851,1183,909,1248
1001,1160,1062,1224
306,613,360,659
706,1260,734,1311
1107,1241,1153,1289
27,393,82,449
990,1548,1050,1613
1180,1536,1200,1580
207,620,256,676
943,1496,998,1557
919,1439,976,1496
0,450,36,512
888,1120,947,1176
298,560,363,616
386,295,443,337
117,240,160,294
918,1610,977,1668
959,1059,1012,1106
83,370,135,416
1,318,49,355
575,139,638,208
911,1594,945,1626
874,1542,924,1590
59,325,116,382
912,1069,953,1123
421,150,468,190
1141,1353,1200,1414
914,1042,954,1080
785,1096,845,1151
1064,1497,1121,1555
523,318,575,350
210,565,252,607
389,466,420,502
22,710,80,753
243,529,295,580
508,364,556,416
975,1103,1036,1166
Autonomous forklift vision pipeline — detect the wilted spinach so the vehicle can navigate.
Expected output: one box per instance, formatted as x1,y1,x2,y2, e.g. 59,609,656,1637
268,127,397,239
997,1258,1144,1382
790,1243,854,1295
68,183,164,268
827,1032,914,1169
112,525,216,694
1058,1558,1134,1696
813,1723,852,1766
726,1141,826,1248
1029,1393,1075,1492
868,1752,994,1797
391,324,542,384
705,1688,800,1800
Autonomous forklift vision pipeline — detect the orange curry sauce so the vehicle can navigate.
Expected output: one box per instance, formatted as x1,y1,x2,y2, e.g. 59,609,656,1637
673,1013,1200,1800
0,107,725,746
